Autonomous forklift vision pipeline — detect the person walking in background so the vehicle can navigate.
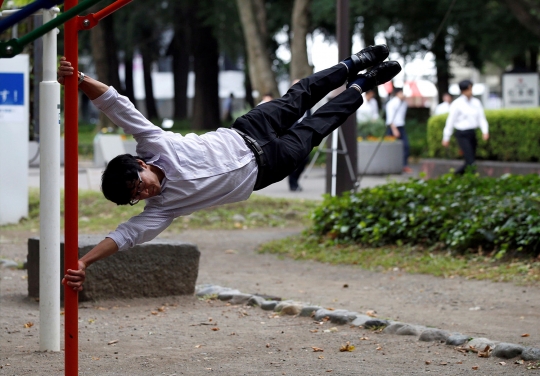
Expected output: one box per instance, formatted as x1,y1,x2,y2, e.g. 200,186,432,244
223,93,235,123
434,93,452,115
441,80,489,175
385,87,411,173
356,90,379,123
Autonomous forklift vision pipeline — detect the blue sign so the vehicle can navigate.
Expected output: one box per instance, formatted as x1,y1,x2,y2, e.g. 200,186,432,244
0,73,24,105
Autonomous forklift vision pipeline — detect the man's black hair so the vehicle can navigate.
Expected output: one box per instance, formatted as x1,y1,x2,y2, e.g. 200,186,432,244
459,80,473,92
101,154,144,205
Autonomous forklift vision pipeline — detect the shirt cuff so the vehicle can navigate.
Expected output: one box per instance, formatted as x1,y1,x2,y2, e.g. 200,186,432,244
106,232,127,251
92,86,119,111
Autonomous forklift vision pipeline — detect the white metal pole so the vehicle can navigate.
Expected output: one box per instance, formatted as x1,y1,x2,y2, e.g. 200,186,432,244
331,129,338,196
39,6,61,352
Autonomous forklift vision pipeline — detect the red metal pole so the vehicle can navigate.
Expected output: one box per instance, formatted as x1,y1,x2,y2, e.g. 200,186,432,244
94,0,131,21
64,0,79,374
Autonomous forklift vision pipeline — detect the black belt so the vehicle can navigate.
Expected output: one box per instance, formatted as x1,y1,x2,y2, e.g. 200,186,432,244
232,128,266,190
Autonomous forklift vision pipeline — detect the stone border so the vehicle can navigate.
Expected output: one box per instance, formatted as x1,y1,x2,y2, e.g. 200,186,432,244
196,284,540,362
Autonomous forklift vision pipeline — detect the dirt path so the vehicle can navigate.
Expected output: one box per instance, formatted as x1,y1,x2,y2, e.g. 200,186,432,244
1,229,539,375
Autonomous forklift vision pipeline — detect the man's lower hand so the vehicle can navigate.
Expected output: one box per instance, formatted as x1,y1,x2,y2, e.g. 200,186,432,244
62,260,87,292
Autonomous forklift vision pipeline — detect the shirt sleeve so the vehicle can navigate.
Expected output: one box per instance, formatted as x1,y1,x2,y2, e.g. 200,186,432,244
385,99,396,125
106,208,175,251
442,102,457,142
477,100,489,135
91,86,164,138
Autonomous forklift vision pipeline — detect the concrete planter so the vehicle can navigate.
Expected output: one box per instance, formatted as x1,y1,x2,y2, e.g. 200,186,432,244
357,140,403,175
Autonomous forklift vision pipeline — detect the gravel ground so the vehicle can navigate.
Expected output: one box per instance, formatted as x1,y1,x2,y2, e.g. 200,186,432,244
1,228,539,375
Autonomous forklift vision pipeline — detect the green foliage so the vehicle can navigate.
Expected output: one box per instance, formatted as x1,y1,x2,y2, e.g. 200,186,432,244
310,173,540,257
427,108,540,162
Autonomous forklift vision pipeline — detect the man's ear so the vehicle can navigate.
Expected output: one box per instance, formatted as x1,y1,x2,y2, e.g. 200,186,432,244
136,159,147,168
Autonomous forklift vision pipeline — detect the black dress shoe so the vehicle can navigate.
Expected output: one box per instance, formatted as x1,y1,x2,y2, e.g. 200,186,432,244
348,61,402,93
349,44,389,75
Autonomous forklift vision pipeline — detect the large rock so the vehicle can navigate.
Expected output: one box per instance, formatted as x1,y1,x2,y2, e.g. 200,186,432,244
27,235,200,302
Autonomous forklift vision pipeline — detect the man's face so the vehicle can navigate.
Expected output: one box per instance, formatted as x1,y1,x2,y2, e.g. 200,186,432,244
129,161,162,205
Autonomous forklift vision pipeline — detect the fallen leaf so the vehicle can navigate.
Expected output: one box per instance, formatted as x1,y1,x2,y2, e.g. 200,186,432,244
343,284,349,288
157,306,166,312
318,355,324,359
326,370,332,372
211,327,220,331
376,346,382,351
360,336,369,340
515,360,524,365
499,362,506,366
440,362,447,365
477,345,492,358
366,310,377,317
472,366,479,370
60,311,65,316
312,347,324,352
521,333,530,337
266,344,271,348
107,340,118,345
339,342,355,352
92,356,100,361
309,329,318,333
88,318,96,324
425,361,431,365
224,249,237,254
23,322,34,328
151,311,158,315
195,344,203,348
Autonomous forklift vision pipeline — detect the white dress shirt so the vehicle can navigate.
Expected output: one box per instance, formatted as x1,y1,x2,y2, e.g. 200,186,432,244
92,87,258,251
357,97,379,122
434,101,450,115
385,96,407,127
442,95,489,142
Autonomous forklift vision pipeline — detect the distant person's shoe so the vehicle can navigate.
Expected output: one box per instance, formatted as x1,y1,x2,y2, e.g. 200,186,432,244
341,44,389,81
348,61,402,93
403,166,413,173
290,185,303,192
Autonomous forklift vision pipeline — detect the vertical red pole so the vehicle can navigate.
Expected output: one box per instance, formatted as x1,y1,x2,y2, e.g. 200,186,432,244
64,0,79,374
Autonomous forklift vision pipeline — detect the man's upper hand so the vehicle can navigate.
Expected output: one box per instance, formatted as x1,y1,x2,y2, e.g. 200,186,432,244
442,140,450,147
62,260,87,292
57,57,75,86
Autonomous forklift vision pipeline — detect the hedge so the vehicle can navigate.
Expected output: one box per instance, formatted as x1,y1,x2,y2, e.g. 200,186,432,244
427,108,540,162
311,174,540,258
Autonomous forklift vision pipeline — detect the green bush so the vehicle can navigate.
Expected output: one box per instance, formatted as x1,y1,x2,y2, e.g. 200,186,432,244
427,108,540,162
311,173,540,258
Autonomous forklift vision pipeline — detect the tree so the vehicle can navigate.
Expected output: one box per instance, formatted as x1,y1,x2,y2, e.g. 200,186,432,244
236,0,280,101
191,1,221,130
290,0,313,81
90,10,122,131
501,0,540,39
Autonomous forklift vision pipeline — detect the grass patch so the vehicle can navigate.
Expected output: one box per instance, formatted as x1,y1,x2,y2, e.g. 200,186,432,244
259,233,540,285
2,188,317,234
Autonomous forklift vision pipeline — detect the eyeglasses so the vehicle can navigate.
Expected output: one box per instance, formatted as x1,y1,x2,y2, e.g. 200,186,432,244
129,171,143,206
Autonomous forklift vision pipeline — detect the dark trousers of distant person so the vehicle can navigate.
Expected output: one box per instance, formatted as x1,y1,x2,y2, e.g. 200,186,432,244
454,129,477,175
232,63,363,190
386,126,410,167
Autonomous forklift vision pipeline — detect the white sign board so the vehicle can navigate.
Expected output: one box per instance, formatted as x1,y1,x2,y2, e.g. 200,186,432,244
0,54,29,225
502,73,539,108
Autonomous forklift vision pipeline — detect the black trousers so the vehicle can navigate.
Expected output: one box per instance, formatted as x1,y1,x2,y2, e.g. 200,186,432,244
454,129,477,174
232,64,364,190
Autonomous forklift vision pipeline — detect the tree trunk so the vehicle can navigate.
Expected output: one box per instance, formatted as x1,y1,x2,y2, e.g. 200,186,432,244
432,32,450,103
141,45,159,120
244,58,254,109
170,31,190,120
290,0,313,81
123,50,136,106
236,0,279,101
191,15,221,130
90,12,119,132
529,46,538,72
502,0,540,39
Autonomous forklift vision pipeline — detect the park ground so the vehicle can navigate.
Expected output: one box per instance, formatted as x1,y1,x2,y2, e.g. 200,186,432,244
1,228,540,375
